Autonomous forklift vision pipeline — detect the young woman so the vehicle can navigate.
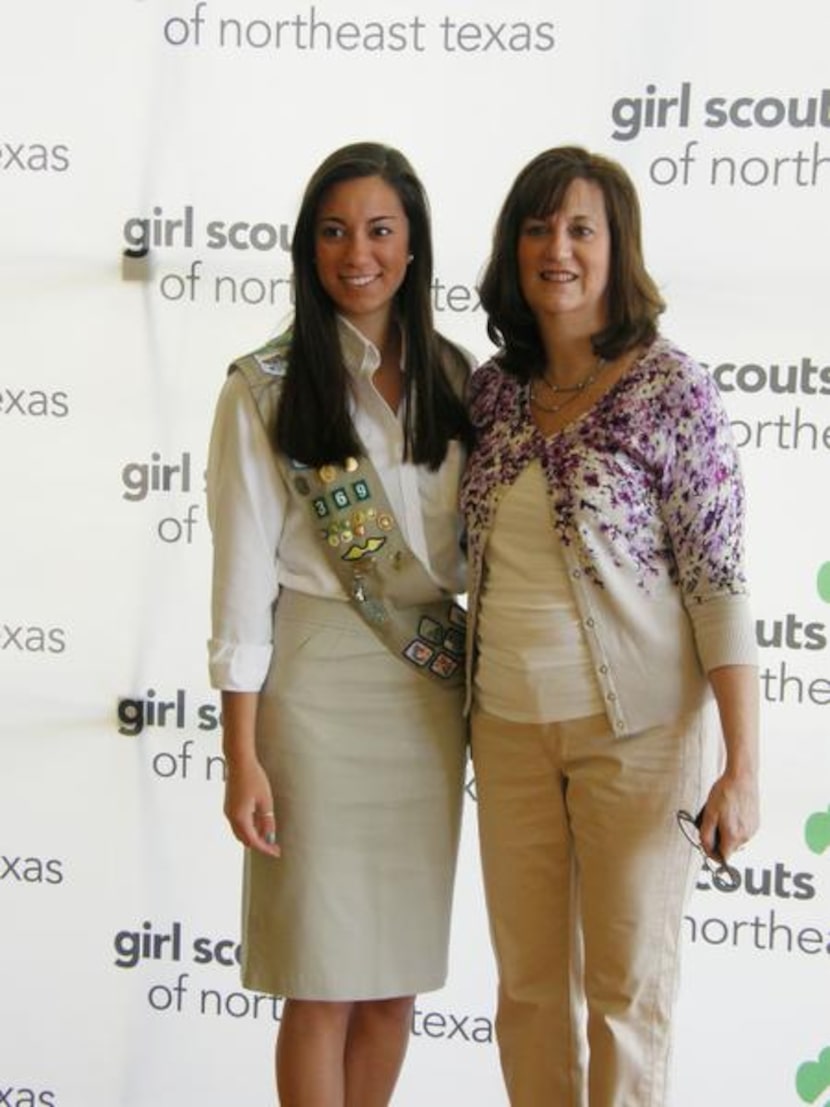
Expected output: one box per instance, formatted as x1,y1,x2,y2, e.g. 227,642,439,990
207,142,472,1107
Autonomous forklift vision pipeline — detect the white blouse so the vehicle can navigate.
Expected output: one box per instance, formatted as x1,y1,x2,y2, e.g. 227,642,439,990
207,316,467,691
475,460,604,723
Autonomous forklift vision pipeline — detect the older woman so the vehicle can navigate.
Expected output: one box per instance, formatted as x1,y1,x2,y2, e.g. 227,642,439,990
461,146,759,1107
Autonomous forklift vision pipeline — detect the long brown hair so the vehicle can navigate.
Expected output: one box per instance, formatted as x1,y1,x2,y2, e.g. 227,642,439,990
479,146,665,380
275,142,471,468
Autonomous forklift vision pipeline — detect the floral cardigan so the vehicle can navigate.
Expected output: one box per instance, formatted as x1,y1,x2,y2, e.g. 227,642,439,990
460,336,758,733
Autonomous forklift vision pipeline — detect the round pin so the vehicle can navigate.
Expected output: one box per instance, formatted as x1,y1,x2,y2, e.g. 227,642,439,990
318,465,337,483
344,457,359,472
377,513,394,531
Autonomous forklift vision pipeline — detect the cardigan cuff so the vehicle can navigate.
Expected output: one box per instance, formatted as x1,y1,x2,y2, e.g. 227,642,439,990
688,593,758,672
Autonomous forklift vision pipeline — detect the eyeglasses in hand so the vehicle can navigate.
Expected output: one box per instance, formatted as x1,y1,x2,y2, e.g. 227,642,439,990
676,808,741,891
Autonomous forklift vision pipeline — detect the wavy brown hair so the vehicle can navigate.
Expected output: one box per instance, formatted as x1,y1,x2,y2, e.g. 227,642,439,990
479,146,665,380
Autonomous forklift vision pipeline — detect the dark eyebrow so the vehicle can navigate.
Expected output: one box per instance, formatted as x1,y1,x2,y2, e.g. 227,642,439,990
523,211,596,222
317,213,401,225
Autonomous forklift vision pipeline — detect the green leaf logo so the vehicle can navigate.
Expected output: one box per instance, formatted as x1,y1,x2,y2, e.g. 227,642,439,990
797,1047,830,1103
805,807,830,856
817,562,830,603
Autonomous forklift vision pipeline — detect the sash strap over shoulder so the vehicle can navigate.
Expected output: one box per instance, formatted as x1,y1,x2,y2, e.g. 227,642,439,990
231,342,465,689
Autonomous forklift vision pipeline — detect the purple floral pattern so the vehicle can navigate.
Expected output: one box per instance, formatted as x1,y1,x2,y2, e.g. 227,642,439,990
460,337,749,600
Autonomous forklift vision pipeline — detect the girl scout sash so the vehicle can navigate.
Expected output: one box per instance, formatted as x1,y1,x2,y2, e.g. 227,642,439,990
231,343,466,689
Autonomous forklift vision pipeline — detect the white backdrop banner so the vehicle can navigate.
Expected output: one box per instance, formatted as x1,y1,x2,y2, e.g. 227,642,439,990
1,1,829,1105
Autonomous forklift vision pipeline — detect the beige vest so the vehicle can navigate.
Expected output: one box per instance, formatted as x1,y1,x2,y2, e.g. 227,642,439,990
231,339,465,689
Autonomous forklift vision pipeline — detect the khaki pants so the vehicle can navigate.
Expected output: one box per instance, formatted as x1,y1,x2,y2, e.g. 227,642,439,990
471,708,711,1107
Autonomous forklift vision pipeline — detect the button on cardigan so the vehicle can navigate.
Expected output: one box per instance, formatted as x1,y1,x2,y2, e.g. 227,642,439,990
460,336,758,734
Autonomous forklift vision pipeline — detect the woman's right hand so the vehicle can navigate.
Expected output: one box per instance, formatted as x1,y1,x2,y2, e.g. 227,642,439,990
220,690,280,858
223,757,281,859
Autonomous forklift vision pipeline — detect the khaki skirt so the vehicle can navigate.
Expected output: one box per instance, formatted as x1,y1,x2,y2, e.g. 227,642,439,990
241,589,467,1000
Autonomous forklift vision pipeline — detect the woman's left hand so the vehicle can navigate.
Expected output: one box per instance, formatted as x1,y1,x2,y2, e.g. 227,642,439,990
704,664,760,862
699,769,759,863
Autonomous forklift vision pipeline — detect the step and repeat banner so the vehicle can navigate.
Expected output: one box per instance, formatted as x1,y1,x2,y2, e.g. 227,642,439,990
1,1,829,1104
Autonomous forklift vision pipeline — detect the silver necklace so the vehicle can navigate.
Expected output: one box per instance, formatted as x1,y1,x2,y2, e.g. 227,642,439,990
529,355,606,415
538,354,606,395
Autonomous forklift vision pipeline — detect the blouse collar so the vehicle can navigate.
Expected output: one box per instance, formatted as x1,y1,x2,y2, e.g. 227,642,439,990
336,314,406,380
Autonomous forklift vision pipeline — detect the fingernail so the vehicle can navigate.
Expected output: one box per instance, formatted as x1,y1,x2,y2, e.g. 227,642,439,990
265,831,277,846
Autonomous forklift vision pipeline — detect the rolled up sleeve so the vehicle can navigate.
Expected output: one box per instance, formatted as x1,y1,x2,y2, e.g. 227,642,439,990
206,371,286,690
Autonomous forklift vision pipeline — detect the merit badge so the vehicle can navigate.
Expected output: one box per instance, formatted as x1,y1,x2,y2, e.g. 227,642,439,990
361,599,389,625
430,652,459,679
256,351,288,378
403,639,435,667
418,616,445,646
342,537,386,561
448,604,467,629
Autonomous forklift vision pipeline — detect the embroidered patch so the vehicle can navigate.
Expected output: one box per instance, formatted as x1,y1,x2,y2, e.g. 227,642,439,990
312,497,329,518
331,487,350,509
418,616,444,646
403,640,435,667
448,605,467,629
430,652,460,679
361,599,389,625
352,479,370,501
431,650,464,677
342,537,386,561
255,352,288,378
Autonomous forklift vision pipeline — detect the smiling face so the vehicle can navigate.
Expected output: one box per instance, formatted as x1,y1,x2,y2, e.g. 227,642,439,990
517,177,611,333
313,175,410,336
